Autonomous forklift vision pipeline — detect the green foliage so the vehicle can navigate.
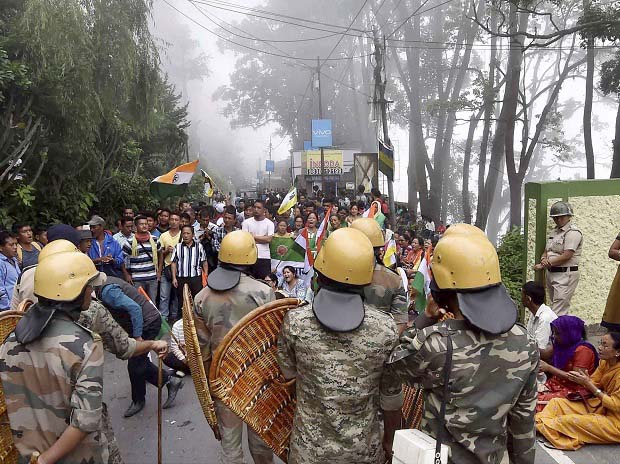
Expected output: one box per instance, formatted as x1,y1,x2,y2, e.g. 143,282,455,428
600,52,620,95
0,0,195,228
497,227,525,303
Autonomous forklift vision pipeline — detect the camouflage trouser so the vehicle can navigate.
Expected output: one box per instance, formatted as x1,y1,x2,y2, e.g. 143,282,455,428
103,403,124,464
215,400,273,464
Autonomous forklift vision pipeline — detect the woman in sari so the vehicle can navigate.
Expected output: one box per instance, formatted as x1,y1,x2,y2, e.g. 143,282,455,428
537,315,598,412
536,331,620,450
602,232,620,331
403,236,424,278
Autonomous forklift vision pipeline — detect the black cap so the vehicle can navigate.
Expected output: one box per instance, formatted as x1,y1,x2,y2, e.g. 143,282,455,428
207,266,241,291
456,284,517,334
312,288,365,332
47,224,81,246
430,278,517,334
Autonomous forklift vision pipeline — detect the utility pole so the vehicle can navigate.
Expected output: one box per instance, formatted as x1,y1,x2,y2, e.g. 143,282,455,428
316,56,325,196
373,29,396,228
268,136,272,190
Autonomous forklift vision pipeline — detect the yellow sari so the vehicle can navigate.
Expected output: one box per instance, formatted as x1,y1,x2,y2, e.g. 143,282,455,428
536,360,620,450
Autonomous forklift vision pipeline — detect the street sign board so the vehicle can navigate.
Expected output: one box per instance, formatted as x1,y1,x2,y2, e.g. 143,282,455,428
305,150,343,175
311,119,332,147
265,160,275,172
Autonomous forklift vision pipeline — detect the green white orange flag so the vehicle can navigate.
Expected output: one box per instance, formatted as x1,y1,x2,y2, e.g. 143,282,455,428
150,160,199,200
277,187,297,214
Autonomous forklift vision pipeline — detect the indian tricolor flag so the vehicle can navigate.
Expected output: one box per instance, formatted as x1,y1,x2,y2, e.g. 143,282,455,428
150,160,199,200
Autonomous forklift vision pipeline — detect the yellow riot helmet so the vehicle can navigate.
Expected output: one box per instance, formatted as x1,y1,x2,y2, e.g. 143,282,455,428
432,232,501,290
314,228,374,286
218,230,258,265
313,228,375,332
209,230,258,291
38,239,79,262
431,224,517,334
441,223,486,238
34,251,106,301
349,217,384,248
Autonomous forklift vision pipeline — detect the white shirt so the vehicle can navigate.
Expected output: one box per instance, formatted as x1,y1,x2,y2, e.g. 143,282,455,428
526,303,557,350
242,217,274,259
170,319,186,362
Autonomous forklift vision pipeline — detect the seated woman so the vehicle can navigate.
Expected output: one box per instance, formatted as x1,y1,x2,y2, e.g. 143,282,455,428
281,265,307,300
537,315,598,411
536,332,620,450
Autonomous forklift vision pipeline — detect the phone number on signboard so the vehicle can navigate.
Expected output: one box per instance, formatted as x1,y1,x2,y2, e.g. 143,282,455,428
306,168,343,175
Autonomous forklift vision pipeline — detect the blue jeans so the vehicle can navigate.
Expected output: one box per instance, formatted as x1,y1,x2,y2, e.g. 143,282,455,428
158,273,178,320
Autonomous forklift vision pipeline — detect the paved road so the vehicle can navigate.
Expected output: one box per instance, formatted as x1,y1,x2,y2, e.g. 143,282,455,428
103,353,617,464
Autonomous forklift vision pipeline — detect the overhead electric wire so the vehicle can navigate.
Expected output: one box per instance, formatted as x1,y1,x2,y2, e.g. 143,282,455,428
189,0,370,38
187,0,374,101
319,0,370,69
165,0,372,62
197,0,370,33
271,76,314,153
386,0,457,39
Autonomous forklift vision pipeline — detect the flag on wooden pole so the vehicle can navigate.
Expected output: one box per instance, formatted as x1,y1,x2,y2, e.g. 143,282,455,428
150,160,199,200
378,138,394,181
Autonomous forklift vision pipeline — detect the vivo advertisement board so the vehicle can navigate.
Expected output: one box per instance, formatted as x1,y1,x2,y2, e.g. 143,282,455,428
311,119,332,148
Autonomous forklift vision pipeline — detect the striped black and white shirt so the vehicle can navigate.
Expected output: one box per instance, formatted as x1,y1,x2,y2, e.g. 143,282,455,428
122,239,157,282
171,240,207,278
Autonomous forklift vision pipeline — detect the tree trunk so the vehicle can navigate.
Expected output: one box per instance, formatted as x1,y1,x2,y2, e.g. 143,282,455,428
463,111,481,224
405,2,431,219
583,0,596,179
612,100,620,178
474,4,498,231
407,106,419,216
503,6,529,229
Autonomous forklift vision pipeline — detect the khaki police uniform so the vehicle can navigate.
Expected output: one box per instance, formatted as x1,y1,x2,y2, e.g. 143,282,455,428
545,222,582,315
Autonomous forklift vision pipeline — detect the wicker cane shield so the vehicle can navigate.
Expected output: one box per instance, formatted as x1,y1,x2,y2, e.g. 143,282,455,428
181,285,219,436
209,298,304,463
0,300,32,464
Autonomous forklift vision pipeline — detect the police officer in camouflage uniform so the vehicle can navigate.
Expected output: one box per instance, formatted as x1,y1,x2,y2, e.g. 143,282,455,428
193,230,274,464
535,201,582,315
10,230,168,364
0,251,109,464
350,218,408,332
277,228,403,464
388,224,538,464
8,234,169,464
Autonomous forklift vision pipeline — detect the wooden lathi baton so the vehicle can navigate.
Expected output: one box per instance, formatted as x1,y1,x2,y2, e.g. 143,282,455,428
158,358,163,464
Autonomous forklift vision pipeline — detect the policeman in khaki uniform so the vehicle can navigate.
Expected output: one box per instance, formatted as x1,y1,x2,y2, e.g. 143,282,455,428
277,228,403,464
193,230,275,464
350,218,408,332
535,201,582,315
388,224,538,464
0,251,109,464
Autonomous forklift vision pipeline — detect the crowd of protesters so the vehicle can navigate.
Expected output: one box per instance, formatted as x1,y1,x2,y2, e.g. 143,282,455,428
2,189,620,458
